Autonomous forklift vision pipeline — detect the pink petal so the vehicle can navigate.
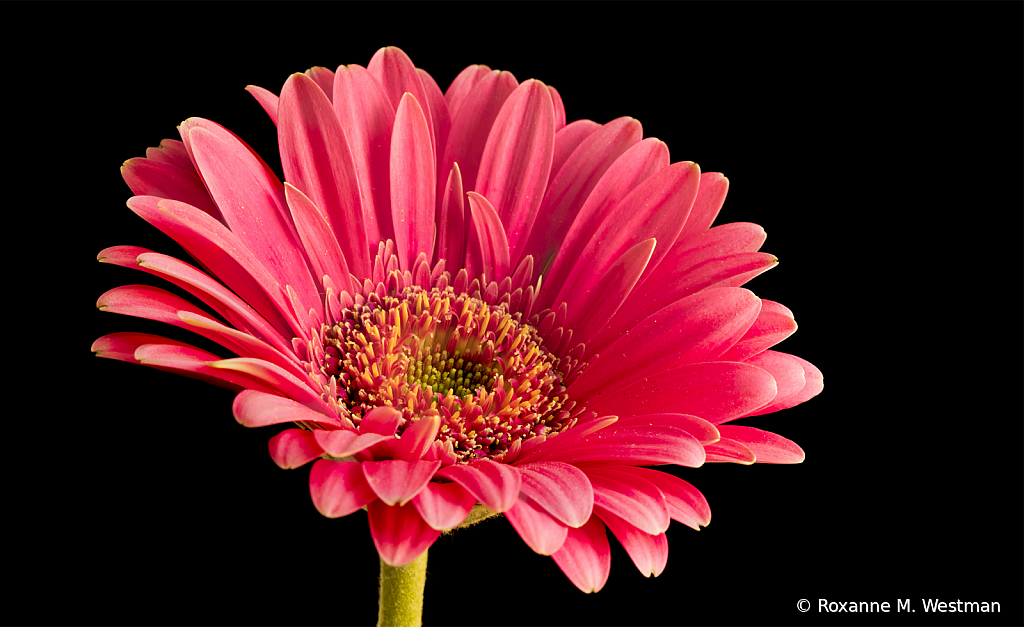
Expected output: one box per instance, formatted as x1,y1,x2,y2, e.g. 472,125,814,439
284,182,355,295
133,342,271,393
718,300,797,362
412,481,475,531
268,428,323,469
361,460,441,506
613,413,721,445
391,414,441,462
583,467,670,535
559,237,655,348
436,163,465,267
474,79,555,265
548,85,566,131
521,117,643,272
367,500,441,568
176,310,308,381
548,120,602,188
93,332,177,363
741,350,806,415
513,416,618,466
745,353,823,417
245,84,279,126
555,161,701,308
144,139,191,168
717,426,805,463
309,459,377,518
516,461,594,528
504,495,568,555
184,121,321,320
437,70,519,209
313,429,390,458
118,249,292,357
612,467,711,530
445,64,492,115
390,93,436,272
416,67,451,171
593,505,668,578
704,438,756,464
464,192,511,282
583,361,778,426
304,66,335,102
435,458,522,512
232,389,347,429
121,157,220,221
550,516,611,593
358,406,403,436
538,138,669,310
677,172,729,240
125,196,300,339
332,64,396,246
367,47,435,150
209,357,330,414
570,287,762,400
278,73,370,278
537,424,705,468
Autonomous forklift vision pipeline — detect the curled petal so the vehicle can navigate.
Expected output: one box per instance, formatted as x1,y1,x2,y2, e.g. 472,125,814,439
233,389,347,429
268,429,323,469
594,505,668,578
367,500,441,568
313,429,390,458
362,460,441,506
309,459,376,518
505,495,568,555
717,426,805,463
435,458,521,512
412,482,475,531
550,517,611,594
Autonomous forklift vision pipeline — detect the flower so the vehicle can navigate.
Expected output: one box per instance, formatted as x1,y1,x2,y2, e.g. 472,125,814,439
94,46,822,593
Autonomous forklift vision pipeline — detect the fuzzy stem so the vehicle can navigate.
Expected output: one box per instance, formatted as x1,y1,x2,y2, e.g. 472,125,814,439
378,550,428,627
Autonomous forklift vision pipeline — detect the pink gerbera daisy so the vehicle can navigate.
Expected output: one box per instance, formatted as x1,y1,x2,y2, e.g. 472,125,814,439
93,46,821,617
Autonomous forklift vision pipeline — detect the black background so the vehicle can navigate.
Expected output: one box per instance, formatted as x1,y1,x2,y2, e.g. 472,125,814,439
12,3,1021,627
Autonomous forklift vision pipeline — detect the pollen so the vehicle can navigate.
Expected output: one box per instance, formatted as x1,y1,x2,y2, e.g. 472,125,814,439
313,286,576,463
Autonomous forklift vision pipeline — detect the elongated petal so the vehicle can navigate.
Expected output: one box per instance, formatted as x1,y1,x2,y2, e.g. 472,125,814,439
391,414,441,462
367,47,435,152
585,361,777,426
416,67,451,170
332,64,395,246
550,517,610,593
121,157,220,220
444,64,492,114
438,70,519,209
245,84,279,126
367,500,441,568
309,459,376,518
560,237,655,347
556,161,700,309
185,122,320,319
613,413,720,446
505,495,568,555
745,354,823,417
436,163,465,267
435,458,521,512
717,426,805,463
412,482,475,531
284,182,354,295
538,424,705,468
313,429,390,458
539,138,669,309
126,196,300,339
521,117,643,270
362,460,441,506
718,300,797,362
584,467,670,535
742,350,806,413
549,120,602,189
475,79,555,265
268,429,323,469
391,93,436,272
571,288,762,400
594,505,668,578
210,357,329,413
464,192,511,281
704,438,756,464
517,461,593,528
612,467,711,530
278,72,370,278
233,389,347,429
677,172,729,241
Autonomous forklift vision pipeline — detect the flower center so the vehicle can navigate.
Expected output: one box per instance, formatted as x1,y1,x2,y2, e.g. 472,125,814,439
316,286,575,462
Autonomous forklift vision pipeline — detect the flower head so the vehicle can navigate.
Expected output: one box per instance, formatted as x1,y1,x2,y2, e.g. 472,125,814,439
95,46,822,592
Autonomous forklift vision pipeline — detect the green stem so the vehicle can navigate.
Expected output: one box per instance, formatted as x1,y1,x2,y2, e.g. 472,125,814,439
378,550,428,627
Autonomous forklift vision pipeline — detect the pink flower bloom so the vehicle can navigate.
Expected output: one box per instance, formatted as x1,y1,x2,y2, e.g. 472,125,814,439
94,46,821,593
